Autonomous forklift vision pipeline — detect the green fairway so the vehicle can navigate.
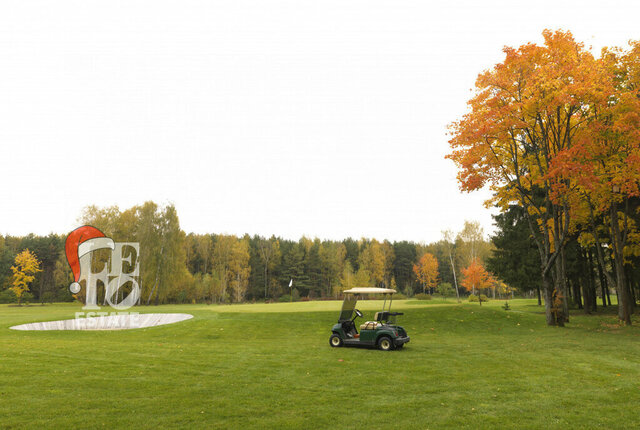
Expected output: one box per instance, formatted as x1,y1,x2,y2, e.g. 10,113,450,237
1,299,639,429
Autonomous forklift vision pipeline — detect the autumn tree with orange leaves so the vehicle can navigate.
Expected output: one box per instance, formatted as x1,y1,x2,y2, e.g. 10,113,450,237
447,29,640,326
554,42,640,325
461,259,493,305
413,253,439,294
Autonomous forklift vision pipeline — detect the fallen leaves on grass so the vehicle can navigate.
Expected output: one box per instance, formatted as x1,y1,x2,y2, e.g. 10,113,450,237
601,322,622,329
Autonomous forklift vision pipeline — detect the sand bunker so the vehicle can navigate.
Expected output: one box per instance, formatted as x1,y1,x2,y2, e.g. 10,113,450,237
10,313,193,331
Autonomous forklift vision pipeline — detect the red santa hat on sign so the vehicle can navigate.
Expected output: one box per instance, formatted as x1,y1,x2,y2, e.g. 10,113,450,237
65,226,115,294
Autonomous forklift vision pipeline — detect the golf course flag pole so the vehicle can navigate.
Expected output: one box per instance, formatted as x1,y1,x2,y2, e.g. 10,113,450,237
289,279,293,302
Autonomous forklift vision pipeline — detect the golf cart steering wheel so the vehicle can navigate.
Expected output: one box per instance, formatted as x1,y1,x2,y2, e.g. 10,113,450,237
354,309,363,318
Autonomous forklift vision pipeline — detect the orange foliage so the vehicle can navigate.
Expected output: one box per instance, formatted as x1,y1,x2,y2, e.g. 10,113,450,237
461,259,492,296
447,29,640,224
447,30,610,205
446,29,640,323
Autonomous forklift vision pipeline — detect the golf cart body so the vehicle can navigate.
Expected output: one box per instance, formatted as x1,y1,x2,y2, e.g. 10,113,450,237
329,288,410,351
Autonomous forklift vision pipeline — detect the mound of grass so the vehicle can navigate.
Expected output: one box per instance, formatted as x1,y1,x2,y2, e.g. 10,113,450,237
1,299,639,428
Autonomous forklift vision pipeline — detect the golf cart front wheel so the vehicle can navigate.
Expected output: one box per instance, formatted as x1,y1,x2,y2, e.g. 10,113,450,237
329,334,343,347
378,336,393,351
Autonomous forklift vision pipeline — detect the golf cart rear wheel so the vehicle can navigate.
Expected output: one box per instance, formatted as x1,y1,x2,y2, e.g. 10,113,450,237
378,336,393,351
329,334,343,347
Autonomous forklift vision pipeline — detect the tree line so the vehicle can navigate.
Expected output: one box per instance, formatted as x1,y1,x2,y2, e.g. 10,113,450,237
0,202,503,305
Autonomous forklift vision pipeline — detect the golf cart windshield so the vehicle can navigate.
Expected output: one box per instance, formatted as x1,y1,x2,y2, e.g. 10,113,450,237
339,296,357,321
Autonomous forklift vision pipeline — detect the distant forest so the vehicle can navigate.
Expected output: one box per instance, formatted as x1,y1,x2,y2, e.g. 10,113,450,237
1,200,638,311
1,202,498,305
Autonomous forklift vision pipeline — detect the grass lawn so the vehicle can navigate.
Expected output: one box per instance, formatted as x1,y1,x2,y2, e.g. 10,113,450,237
1,299,639,429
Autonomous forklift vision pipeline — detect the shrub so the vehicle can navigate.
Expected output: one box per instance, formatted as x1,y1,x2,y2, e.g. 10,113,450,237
41,292,56,304
0,289,17,304
437,282,454,297
469,294,489,303
175,290,188,304
503,301,511,311
393,293,407,300
279,294,294,302
56,288,75,303
414,293,432,300
21,292,34,305
403,284,414,297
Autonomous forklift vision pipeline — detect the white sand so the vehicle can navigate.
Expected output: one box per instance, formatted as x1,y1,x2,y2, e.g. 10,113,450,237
9,313,193,331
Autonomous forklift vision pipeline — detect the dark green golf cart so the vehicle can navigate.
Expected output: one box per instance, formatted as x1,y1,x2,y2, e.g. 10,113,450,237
329,288,410,351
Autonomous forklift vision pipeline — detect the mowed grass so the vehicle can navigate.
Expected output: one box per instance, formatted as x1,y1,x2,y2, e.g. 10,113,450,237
1,299,640,429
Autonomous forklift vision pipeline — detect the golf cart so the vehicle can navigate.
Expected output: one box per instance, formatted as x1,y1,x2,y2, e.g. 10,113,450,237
329,288,410,351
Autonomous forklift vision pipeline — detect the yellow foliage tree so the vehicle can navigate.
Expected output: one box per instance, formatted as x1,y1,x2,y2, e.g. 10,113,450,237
229,238,251,303
413,253,439,294
358,239,386,288
10,249,41,305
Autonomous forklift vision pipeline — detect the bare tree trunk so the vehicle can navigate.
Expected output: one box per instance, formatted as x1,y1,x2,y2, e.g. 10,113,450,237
556,246,569,321
587,249,597,312
581,281,591,314
596,251,608,307
258,241,272,299
610,202,632,325
570,279,582,310
542,274,555,326
580,249,594,314
626,265,636,311
553,210,569,324
520,193,569,325
264,264,269,299
221,267,227,302
448,253,460,303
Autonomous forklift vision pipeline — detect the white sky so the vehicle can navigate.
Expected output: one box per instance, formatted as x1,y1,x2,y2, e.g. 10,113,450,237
0,0,638,242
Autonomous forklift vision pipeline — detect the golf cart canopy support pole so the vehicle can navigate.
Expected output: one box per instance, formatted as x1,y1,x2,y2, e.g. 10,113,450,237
382,293,391,312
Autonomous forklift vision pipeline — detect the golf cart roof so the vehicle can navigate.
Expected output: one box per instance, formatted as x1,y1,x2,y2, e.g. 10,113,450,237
343,288,397,295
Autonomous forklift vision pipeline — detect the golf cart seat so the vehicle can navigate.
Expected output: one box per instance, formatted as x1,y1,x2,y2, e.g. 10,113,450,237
374,311,404,323
360,321,381,331
374,312,387,322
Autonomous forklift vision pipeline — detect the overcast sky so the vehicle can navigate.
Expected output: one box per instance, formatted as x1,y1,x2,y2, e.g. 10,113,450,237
0,1,638,242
